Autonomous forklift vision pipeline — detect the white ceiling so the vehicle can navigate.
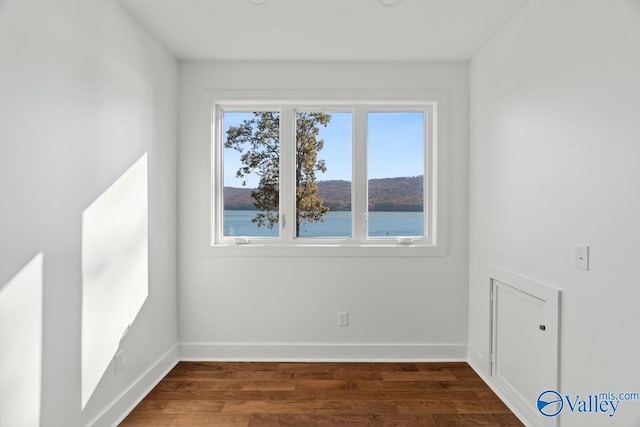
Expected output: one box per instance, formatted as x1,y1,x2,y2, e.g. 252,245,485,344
119,0,530,61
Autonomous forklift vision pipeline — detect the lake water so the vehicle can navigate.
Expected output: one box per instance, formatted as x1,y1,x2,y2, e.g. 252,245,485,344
224,210,424,237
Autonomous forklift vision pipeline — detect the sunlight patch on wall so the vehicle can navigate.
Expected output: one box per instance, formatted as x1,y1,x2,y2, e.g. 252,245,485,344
81,154,148,409
0,253,43,427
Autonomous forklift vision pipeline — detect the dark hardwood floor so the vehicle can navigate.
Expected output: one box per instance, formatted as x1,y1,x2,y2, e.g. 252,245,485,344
120,362,524,426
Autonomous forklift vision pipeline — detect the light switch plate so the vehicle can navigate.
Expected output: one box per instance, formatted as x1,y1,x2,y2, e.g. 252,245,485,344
575,246,589,271
338,312,349,327
114,350,125,374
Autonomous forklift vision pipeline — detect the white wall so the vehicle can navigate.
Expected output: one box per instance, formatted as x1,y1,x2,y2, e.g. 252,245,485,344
469,0,640,425
178,62,469,360
0,0,178,425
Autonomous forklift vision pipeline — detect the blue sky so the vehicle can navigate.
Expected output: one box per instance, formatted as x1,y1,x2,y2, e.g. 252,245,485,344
223,111,424,188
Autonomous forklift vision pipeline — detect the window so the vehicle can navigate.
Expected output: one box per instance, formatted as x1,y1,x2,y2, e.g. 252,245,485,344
296,111,352,238
222,111,280,237
367,112,425,238
210,91,445,255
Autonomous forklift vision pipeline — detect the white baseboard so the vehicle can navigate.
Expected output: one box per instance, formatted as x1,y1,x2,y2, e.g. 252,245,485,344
179,342,467,362
468,357,540,427
467,343,488,375
89,345,179,427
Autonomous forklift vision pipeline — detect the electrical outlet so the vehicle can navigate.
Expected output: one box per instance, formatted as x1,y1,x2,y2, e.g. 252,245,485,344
338,312,349,327
114,350,125,374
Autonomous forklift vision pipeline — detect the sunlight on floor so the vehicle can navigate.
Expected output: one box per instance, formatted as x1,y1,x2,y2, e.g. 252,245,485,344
0,253,43,427
81,154,148,409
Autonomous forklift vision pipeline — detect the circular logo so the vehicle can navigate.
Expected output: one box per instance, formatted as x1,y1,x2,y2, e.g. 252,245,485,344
537,390,563,417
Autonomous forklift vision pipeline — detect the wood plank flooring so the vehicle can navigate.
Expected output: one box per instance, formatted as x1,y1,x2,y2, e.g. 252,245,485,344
120,362,524,426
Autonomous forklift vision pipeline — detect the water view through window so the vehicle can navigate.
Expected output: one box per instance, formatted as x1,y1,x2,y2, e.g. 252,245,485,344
224,210,423,237
223,111,280,237
222,110,425,239
368,112,425,237
296,111,351,238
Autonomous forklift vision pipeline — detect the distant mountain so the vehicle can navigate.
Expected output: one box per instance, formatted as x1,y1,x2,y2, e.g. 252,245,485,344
367,176,424,211
222,186,256,210
224,176,423,212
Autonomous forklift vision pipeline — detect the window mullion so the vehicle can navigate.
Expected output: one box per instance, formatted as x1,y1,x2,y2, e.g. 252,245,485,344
279,107,296,242
212,104,223,245
353,107,368,243
425,105,435,244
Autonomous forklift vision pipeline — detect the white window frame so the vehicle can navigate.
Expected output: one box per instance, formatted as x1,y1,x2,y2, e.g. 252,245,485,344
206,90,448,257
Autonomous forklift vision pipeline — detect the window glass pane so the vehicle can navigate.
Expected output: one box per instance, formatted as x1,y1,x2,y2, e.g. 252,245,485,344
296,112,352,238
367,112,425,237
222,111,280,237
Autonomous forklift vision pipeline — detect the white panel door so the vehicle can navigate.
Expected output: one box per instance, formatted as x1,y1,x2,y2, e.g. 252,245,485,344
490,268,560,427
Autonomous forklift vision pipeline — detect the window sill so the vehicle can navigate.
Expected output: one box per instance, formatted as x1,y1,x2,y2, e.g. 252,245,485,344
205,243,446,257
